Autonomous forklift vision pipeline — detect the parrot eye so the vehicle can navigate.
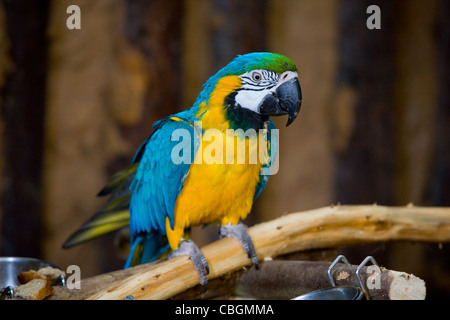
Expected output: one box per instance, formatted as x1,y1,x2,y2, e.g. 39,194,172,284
252,72,262,82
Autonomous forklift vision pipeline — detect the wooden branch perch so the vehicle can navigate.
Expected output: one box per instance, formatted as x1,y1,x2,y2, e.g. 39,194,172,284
49,205,450,300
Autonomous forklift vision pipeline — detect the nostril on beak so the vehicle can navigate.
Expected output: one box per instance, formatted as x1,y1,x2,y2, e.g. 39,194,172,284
279,103,288,112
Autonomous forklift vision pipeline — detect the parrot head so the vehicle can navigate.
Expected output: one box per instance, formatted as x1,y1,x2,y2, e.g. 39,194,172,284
197,52,302,128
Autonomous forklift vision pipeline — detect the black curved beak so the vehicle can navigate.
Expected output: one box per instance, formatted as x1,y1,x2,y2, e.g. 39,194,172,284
259,77,302,126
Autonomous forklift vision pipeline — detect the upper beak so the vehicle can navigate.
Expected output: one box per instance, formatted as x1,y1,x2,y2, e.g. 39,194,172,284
258,77,302,126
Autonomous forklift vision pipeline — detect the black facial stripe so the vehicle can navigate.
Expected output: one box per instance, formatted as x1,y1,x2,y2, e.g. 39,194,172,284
240,84,276,92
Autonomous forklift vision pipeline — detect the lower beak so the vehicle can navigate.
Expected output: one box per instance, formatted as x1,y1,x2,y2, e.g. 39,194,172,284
258,77,302,126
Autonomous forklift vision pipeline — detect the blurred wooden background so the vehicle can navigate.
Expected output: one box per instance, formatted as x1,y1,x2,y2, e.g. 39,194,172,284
0,0,449,298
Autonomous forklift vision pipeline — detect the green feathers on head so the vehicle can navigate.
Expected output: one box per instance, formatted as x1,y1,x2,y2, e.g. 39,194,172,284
219,52,297,76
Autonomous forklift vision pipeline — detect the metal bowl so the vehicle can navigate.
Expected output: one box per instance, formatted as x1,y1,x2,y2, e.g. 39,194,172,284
0,257,60,289
292,286,363,300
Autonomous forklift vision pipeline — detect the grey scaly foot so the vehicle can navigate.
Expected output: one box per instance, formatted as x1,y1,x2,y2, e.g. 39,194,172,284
167,240,210,292
219,222,259,269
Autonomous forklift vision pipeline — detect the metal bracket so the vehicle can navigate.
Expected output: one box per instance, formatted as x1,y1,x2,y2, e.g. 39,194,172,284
327,255,351,287
356,256,381,300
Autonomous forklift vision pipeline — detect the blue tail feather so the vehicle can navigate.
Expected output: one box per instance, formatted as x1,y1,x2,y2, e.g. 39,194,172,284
124,233,170,269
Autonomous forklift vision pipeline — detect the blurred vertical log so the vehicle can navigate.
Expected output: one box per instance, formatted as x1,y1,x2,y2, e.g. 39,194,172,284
393,0,438,206
182,0,213,109
0,2,11,247
0,0,50,257
386,0,438,282
334,0,396,205
430,1,450,207
426,0,450,299
211,0,267,68
120,0,184,151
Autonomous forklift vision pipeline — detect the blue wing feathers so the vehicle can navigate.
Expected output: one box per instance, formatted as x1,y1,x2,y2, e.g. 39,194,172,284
124,233,170,268
126,116,199,267
128,117,199,237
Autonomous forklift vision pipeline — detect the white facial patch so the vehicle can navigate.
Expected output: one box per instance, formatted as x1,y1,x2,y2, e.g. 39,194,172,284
234,70,298,114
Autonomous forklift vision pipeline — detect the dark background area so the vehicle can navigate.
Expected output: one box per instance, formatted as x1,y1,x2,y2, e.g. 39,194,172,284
0,0,449,299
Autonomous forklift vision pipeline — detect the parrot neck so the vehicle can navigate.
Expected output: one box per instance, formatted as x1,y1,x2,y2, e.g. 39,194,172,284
225,102,267,131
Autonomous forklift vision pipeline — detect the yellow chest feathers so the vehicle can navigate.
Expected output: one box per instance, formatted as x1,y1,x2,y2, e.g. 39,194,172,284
165,130,269,250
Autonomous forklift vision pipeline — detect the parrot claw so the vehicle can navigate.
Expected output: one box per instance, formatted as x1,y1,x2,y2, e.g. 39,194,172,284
219,223,259,269
168,240,209,293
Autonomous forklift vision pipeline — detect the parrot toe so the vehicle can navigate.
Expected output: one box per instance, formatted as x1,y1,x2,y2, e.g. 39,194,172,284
168,240,210,293
219,223,259,269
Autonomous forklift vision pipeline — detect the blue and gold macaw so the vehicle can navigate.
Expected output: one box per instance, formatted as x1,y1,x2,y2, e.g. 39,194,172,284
63,52,302,289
